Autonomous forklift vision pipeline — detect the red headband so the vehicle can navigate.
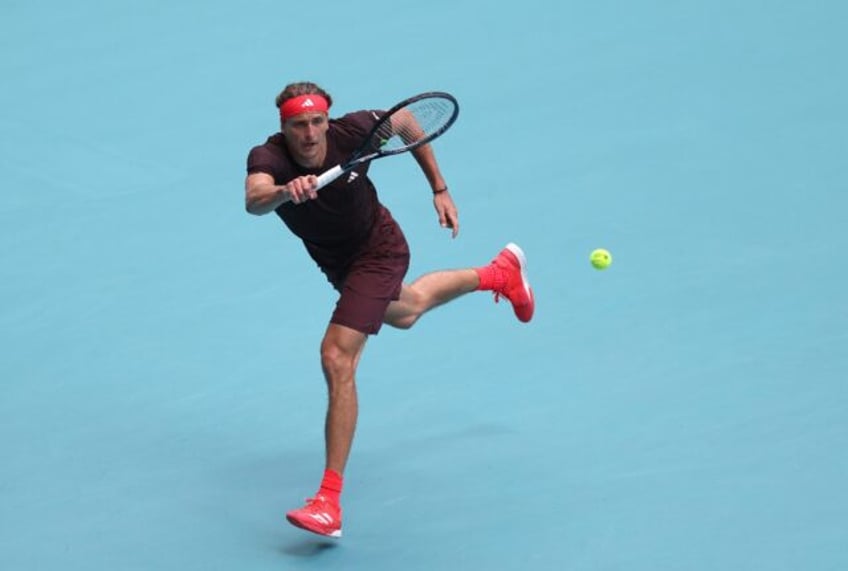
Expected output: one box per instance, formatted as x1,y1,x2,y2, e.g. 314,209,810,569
279,94,330,120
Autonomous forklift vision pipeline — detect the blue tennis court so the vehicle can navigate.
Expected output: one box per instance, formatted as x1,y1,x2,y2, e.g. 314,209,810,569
2,1,846,569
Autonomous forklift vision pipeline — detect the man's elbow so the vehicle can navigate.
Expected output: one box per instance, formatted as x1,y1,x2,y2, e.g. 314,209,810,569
245,199,266,216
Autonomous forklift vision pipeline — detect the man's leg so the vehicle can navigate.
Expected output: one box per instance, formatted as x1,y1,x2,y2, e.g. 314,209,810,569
383,243,535,329
383,269,479,329
286,323,367,538
320,323,368,474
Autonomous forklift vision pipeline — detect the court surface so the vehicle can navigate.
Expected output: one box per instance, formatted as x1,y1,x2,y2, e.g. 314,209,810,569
2,1,846,569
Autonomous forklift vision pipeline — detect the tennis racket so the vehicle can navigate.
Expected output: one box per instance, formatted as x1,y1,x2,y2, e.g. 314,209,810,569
314,91,459,191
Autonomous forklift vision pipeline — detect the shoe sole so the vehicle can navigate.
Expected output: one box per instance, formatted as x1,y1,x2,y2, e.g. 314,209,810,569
286,514,343,538
504,243,534,321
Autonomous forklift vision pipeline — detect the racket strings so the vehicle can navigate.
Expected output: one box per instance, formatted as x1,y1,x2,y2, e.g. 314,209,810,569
377,98,456,152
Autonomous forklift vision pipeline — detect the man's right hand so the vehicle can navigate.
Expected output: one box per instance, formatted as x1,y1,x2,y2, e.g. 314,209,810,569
284,175,319,204
245,173,319,214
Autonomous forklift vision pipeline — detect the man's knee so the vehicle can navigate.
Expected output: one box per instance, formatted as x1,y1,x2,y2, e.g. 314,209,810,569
384,287,425,330
320,341,350,376
320,327,365,382
386,314,417,330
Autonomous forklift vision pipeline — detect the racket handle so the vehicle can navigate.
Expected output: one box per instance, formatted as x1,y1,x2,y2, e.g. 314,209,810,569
315,165,345,191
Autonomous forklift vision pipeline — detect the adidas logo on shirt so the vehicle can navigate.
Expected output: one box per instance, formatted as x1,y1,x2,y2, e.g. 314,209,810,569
347,171,359,183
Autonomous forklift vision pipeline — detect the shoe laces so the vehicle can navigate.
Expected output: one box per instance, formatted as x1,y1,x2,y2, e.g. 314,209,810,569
490,258,513,300
302,495,338,513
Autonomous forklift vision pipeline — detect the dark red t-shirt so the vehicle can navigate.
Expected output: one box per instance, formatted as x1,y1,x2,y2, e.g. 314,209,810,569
246,110,385,269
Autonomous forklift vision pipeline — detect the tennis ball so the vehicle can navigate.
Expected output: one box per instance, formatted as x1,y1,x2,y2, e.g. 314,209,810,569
590,248,612,270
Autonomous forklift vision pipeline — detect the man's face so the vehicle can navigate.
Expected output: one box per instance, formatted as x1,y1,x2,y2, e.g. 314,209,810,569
282,112,329,168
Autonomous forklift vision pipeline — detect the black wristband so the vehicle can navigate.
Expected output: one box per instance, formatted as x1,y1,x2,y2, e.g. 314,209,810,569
433,187,448,195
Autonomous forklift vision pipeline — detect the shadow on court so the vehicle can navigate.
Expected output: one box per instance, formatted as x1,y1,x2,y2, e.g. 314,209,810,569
279,539,339,558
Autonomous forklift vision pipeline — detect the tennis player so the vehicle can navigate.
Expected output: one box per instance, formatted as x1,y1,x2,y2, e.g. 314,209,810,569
244,81,534,538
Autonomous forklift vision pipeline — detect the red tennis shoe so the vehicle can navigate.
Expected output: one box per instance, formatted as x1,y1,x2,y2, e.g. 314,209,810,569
286,495,343,538
489,243,535,323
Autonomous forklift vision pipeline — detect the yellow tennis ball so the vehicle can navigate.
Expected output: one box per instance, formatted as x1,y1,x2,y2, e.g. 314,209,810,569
590,248,612,270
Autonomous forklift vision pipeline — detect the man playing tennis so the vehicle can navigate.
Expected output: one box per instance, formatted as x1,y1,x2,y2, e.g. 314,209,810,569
244,81,534,538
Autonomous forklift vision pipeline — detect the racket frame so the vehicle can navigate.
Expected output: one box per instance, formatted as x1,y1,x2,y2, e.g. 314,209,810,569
314,91,459,191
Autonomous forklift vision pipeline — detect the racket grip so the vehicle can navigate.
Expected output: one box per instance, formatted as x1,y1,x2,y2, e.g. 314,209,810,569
315,165,345,191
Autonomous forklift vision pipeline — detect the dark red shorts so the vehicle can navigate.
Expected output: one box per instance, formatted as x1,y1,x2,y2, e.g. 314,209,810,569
321,207,410,335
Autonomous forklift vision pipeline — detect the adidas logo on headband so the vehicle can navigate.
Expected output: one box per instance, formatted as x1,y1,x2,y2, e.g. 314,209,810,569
279,94,330,120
